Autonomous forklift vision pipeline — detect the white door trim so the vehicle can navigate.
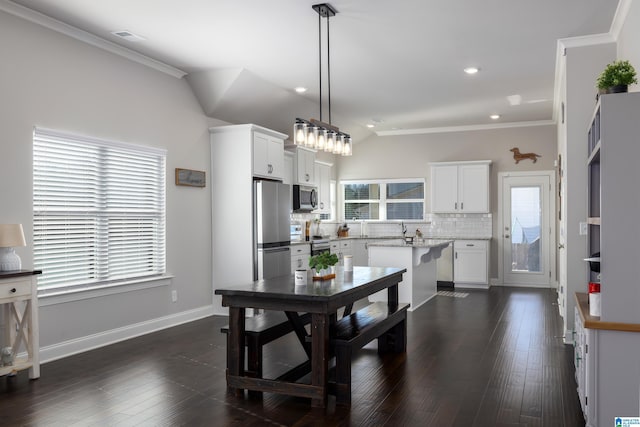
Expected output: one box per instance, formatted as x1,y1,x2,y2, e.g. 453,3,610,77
497,171,557,287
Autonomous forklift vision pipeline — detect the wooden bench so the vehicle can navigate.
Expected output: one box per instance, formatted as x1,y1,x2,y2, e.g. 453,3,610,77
331,301,410,405
221,311,311,379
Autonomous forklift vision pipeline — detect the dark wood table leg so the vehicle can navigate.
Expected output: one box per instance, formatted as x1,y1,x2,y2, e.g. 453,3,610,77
311,312,329,408
228,306,245,397
388,282,399,307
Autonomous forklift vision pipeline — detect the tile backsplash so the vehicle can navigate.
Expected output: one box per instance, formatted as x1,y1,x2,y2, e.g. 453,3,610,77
291,213,492,240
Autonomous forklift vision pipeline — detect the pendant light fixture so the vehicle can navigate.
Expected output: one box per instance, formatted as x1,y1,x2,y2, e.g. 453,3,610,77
294,3,352,156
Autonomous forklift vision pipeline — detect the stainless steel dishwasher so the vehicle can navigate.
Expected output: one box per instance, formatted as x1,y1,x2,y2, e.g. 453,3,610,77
436,243,454,287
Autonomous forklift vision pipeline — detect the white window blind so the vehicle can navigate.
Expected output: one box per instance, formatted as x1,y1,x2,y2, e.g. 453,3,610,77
33,128,166,292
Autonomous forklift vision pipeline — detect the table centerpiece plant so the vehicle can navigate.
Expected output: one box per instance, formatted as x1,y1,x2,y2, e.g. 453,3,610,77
308,251,339,280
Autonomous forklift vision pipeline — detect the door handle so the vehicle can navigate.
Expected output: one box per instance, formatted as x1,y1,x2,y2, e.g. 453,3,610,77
505,234,510,239
559,244,565,249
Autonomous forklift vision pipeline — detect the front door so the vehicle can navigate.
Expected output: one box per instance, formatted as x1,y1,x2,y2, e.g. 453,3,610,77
500,172,555,286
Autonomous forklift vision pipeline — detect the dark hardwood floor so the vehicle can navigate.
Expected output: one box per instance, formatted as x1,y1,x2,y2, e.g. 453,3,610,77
0,287,584,426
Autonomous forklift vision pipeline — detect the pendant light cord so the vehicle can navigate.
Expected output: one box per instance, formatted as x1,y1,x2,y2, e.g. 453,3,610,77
318,11,323,123
327,13,331,125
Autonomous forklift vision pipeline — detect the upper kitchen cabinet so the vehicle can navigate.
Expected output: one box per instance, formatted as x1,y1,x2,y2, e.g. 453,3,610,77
253,131,285,180
314,161,332,214
430,161,491,213
287,146,316,185
283,151,294,185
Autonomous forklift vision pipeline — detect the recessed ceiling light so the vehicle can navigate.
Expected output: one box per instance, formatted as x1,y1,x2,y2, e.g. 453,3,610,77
366,124,375,128
295,87,307,93
111,30,145,42
464,67,480,75
490,114,501,120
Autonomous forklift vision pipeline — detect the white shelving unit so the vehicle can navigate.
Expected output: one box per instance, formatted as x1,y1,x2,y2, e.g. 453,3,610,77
574,92,640,427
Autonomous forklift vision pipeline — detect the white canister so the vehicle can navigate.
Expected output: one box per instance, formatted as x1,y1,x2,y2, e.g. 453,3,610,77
295,269,307,286
343,255,353,272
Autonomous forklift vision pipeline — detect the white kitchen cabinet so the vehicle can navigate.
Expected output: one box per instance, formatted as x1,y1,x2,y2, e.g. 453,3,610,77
289,146,316,185
352,239,369,266
283,151,294,185
253,131,285,180
330,239,352,265
430,161,491,213
291,244,311,272
453,239,488,286
314,161,332,214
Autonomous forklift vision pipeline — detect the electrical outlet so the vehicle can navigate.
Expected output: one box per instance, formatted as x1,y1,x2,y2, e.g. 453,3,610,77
171,290,178,303
579,221,587,236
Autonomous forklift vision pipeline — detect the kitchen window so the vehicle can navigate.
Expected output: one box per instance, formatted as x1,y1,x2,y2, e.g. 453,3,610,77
33,128,166,293
342,179,424,220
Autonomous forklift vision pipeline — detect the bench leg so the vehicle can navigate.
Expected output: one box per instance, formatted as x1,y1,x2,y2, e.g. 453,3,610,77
246,336,263,398
377,316,407,354
335,345,352,405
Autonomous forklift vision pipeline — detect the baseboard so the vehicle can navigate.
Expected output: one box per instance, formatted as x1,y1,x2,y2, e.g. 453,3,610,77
455,283,490,290
40,305,215,364
500,282,554,289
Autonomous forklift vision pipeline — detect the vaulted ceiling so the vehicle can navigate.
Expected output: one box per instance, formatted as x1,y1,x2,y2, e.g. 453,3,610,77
7,0,620,141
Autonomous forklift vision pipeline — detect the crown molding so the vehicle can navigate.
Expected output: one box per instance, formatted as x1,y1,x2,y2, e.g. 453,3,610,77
552,32,616,123
552,0,633,123
0,0,186,79
375,120,555,137
610,0,633,41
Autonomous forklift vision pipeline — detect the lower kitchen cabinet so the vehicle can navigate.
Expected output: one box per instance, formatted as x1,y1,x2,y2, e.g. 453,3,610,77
574,305,594,424
453,239,489,286
352,239,369,266
291,244,310,272
330,240,352,265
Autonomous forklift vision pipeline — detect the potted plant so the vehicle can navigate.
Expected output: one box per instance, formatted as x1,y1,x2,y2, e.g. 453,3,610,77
596,59,638,94
308,251,339,280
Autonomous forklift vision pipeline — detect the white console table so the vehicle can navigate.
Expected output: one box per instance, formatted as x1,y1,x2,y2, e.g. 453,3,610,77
0,270,41,379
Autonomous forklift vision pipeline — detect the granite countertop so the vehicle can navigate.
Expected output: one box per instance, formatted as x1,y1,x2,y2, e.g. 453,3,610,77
367,239,453,248
291,236,491,244
331,235,491,241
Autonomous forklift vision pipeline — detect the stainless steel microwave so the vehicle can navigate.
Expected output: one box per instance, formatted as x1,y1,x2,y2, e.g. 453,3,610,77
292,184,317,212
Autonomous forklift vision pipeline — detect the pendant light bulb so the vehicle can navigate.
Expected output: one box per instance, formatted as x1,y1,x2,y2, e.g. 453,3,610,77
306,126,317,147
325,132,335,152
294,122,306,145
343,136,352,156
334,134,344,154
316,129,326,150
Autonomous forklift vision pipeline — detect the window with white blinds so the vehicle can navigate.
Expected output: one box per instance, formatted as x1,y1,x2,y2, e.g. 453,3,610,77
33,128,166,292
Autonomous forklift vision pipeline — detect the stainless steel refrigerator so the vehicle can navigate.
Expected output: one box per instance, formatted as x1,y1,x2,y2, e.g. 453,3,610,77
254,180,291,281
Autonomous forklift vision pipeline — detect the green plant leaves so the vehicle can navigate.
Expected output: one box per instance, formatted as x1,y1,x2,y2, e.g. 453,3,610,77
308,252,339,271
597,60,638,89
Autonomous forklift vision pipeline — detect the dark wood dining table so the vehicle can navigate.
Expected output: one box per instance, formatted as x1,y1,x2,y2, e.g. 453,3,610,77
215,265,406,408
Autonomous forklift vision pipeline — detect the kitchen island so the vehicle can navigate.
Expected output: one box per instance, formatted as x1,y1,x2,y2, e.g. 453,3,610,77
368,239,451,311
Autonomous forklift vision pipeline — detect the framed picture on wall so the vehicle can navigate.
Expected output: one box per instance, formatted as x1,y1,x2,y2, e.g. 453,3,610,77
175,168,206,187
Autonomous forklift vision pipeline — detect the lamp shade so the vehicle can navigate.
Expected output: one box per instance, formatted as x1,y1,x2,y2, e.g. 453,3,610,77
0,224,26,248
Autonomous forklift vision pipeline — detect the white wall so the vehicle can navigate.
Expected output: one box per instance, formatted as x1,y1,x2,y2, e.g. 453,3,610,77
336,125,558,279
618,0,640,92
0,11,222,358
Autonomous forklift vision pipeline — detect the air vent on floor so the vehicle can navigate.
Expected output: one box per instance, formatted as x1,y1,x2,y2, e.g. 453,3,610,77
111,30,146,42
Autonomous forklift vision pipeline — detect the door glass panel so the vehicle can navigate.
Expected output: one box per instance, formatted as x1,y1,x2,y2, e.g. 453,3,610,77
510,186,542,273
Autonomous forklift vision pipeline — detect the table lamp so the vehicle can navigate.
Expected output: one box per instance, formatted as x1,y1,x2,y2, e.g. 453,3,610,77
0,224,26,272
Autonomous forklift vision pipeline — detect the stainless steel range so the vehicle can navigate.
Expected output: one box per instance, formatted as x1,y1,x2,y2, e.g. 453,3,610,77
311,238,330,256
